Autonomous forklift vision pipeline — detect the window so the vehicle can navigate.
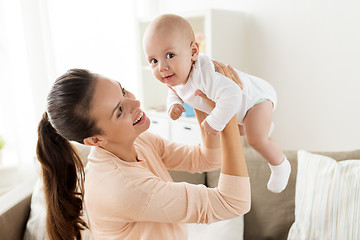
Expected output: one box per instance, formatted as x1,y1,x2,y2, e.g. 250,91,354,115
0,0,137,173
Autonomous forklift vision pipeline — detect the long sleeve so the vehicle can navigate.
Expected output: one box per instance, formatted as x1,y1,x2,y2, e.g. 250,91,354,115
148,132,221,173
171,54,278,128
202,71,243,132
167,87,184,114
171,54,243,132
85,132,251,240
139,172,250,224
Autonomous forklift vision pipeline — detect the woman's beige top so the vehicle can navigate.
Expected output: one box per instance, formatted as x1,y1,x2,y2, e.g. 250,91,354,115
84,131,250,240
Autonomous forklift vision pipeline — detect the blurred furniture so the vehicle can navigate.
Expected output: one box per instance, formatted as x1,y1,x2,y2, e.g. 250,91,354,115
1,138,358,240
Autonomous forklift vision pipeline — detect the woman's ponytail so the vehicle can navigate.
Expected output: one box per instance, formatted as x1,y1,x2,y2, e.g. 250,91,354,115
37,112,87,240
36,69,99,239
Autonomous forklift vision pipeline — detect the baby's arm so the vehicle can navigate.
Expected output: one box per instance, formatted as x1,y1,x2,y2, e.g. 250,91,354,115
167,87,184,120
203,72,242,132
169,104,185,120
194,88,219,135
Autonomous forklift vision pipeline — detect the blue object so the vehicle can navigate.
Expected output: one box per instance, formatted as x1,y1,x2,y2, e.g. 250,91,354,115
182,103,195,117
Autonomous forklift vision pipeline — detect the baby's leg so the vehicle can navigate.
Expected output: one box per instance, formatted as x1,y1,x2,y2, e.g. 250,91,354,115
244,100,290,193
238,125,245,136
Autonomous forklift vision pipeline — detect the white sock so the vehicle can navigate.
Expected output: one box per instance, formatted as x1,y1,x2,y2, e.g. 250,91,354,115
267,156,291,193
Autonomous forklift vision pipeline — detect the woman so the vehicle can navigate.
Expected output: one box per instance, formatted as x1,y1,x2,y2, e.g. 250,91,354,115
36,62,250,240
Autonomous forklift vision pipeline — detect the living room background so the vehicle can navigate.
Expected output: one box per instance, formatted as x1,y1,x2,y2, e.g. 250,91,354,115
0,0,359,169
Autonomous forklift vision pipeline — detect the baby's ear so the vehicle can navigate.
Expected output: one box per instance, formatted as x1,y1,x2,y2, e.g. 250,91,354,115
190,42,199,61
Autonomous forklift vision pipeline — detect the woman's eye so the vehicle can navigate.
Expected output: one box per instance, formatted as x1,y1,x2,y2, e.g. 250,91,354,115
150,59,157,64
166,53,175,59
122,87,126,96
117,106,123,118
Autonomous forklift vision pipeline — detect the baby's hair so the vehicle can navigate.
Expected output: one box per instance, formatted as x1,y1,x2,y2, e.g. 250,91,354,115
148,14,195,43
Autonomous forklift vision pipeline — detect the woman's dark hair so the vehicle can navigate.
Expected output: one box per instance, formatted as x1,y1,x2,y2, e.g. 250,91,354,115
36,69,101,239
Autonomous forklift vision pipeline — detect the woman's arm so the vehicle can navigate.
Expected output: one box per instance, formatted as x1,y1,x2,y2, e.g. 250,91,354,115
194,108,220,149
215,62,248,177
196,62,248,177
221,115,248,176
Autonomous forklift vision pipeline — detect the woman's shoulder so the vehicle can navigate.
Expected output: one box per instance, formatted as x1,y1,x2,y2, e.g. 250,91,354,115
136,131,167,149
137,130,162,143
137,130,179,158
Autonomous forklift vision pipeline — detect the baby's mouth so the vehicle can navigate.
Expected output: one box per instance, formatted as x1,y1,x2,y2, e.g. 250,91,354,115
163,74,174,81
133,111,144,125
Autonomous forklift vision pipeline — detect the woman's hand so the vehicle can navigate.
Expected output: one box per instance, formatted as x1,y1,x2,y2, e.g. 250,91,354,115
212,60,243,90
201,120,219,136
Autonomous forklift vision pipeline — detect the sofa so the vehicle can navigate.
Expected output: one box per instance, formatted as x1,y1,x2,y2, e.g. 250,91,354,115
1,139,359,240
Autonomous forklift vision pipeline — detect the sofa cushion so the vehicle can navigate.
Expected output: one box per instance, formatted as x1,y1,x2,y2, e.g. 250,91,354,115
207,147,360,240
23,179,46,240
243,148,360,240
288,150,360,239
0,176,37,240
188,215,244,240
23,178,91,240
169,170,206,185
23,142,92,240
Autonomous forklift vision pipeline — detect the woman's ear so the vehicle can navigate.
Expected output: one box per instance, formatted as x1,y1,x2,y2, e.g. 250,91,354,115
190,42,199,61
83,136,106,146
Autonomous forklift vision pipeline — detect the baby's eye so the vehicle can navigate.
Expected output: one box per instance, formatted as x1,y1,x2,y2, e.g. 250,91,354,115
166,53,175,59
122,87,126,96
150,59,157,64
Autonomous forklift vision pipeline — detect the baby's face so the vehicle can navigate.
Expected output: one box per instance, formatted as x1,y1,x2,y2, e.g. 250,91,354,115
143,29,197,87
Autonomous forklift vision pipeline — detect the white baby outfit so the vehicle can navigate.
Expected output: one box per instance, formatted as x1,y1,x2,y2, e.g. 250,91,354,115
167,54,278,131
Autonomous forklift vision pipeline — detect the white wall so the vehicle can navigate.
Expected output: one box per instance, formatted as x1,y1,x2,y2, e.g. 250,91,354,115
137,0,360,151
47,0,139,96
1,0,139,166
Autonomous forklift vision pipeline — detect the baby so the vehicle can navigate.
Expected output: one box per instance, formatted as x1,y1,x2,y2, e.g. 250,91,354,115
143,14,290,193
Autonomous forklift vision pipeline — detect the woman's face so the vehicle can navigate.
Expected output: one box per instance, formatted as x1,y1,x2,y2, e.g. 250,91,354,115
90,77,150,146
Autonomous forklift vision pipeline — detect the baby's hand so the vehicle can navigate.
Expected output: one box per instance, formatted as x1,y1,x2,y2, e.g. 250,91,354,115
201,120,219,136
169,104,185,120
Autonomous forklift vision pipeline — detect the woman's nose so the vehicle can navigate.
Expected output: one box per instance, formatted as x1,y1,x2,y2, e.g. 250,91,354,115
128,98,140,112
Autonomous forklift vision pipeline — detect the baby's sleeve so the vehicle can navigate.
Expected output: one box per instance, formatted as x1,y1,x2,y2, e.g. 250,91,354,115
167,87,184,114
203,72,242,131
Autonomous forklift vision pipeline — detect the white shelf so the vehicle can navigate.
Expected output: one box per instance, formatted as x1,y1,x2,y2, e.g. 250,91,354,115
146,111,200,144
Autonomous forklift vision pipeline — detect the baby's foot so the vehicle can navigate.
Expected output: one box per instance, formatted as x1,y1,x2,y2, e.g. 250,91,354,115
267,156,291,193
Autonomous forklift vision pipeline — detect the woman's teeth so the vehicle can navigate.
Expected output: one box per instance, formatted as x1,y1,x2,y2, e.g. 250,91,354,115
133,111,143,125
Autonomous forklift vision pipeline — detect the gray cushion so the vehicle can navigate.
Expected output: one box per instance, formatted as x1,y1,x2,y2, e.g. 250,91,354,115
169,170,206,185
0,194,32,240
243,148,360,240
206,147,360,240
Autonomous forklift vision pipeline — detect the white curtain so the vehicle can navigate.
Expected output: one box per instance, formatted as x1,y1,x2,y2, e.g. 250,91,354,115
0,0,43,168
0,0,137,171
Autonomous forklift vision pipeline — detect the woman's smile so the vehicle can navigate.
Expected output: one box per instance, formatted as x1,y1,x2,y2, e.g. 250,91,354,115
133,111,146,126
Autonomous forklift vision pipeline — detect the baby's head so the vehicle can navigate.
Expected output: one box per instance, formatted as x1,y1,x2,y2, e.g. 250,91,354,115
143,14,199,86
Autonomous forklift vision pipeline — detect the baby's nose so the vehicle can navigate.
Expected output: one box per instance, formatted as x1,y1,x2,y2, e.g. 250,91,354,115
159,61,169,71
